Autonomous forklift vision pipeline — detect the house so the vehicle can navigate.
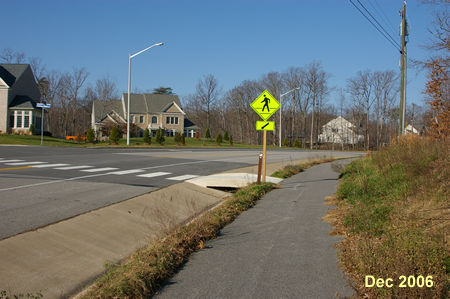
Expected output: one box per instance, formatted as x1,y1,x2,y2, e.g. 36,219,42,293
318,116,364,145
92,93,199,140
405,124,419,135
0,64,42,134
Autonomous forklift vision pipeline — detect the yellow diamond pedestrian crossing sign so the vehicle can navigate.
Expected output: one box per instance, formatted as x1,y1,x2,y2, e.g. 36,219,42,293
250,90,280,120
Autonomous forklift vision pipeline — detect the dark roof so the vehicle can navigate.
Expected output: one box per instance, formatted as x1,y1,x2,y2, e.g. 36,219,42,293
123,94,182,114
184,118,200,130
9,95,37,109
0,64,29,87
93,100,124,123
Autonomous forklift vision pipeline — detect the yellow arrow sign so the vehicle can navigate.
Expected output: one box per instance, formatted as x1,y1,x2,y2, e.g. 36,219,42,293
256,121,275,131
250,90,280,121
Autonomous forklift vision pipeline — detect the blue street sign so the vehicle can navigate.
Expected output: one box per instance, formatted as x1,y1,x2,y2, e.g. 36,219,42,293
37,103,51,108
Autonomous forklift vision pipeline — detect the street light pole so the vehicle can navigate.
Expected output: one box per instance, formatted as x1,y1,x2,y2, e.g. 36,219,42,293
127,42,164,145
279,88,299,147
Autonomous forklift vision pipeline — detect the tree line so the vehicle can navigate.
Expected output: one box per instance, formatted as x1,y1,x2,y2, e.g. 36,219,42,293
184,62,409,150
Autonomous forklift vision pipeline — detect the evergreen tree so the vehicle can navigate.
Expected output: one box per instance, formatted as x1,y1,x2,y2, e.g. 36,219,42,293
205,128,211,138
155,128,165,145
293,139,301,148
224,130,229,141
283,138,290,147
143,128,151,144
215,133,223,145
86,128,95,143
109,127,120,144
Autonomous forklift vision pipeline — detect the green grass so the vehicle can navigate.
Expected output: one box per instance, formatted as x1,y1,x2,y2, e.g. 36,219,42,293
329,136,449,298
0,134,293,149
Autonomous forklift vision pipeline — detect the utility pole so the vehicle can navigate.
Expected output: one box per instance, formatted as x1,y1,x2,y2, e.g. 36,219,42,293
399,1,408,135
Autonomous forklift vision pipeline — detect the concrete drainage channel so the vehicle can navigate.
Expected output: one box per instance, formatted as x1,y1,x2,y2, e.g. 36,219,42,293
0,158,339,298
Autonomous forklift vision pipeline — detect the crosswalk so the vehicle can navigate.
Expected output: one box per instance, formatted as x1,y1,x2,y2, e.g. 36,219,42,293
0,158,200,181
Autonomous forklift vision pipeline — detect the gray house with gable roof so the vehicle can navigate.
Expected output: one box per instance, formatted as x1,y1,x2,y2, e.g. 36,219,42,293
0,64,42,134
92,93,199,140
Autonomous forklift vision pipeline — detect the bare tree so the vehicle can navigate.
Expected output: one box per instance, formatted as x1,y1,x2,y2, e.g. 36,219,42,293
0,48,26,63
194,74,220,132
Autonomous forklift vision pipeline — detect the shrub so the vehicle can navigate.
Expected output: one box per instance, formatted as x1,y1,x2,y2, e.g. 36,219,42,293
174,132,181,145
223,130,229,141
283,138,290,147
28,124,35,135
205,128,211,139
215,133,222,145
229,135,233,146
181,133,185,145
109,127,120,144
155,128,165,145
293,139,301,148
86,128,95,143
143,128,151,144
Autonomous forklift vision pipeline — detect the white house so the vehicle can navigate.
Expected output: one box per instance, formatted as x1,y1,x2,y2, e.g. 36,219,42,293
318,116,364,145
405,124,419,135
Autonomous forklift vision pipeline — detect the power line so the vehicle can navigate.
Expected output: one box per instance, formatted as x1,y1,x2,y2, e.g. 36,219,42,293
372,0,398,37
355,0,401,48
349,0,401,52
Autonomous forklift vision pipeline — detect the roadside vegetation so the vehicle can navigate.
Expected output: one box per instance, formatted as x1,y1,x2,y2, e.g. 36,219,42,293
271,156,338,178
326,136,449,298
0,133,318,149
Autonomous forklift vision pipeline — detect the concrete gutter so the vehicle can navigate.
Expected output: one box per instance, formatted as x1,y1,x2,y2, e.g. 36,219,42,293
0,182,229,298
0,157,351,298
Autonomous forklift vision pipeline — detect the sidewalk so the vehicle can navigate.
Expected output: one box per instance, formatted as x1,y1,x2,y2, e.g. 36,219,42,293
155,161,354,298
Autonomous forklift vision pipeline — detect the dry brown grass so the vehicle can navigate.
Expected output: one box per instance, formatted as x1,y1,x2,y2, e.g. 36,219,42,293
327,136,449,298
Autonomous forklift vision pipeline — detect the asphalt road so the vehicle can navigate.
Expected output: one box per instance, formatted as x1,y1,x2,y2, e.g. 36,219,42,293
0,145,362,240
155,161,354,299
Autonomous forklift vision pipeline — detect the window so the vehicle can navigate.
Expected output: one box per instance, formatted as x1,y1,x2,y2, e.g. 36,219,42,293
17,114,22,128
24,111,30,128
131,115,136,123
139,116,144,123
166,116,179,125
152,116,157,124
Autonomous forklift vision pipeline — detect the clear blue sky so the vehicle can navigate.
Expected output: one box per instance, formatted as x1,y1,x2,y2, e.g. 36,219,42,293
2,0,439,107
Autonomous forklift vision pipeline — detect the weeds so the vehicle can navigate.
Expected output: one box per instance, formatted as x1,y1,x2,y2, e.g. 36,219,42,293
328,136,449,298
271,156,336,178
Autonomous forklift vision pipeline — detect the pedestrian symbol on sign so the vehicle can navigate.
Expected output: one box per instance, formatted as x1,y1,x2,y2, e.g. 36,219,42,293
261,95,270,112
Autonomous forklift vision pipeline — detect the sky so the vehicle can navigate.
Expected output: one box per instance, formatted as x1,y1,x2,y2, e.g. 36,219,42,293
1,0,442,108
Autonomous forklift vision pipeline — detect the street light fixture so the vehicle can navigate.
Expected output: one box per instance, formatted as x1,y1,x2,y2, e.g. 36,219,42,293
279,87,299,147
127,42,164,145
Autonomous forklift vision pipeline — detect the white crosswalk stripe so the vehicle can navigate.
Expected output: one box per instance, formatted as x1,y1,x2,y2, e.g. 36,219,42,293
54,165,94,170
109,169,145,175
136,172,172,178
81,167,119,173
166,174,200,181
32,163,70,168
5,161,47,166
0,160,24,163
